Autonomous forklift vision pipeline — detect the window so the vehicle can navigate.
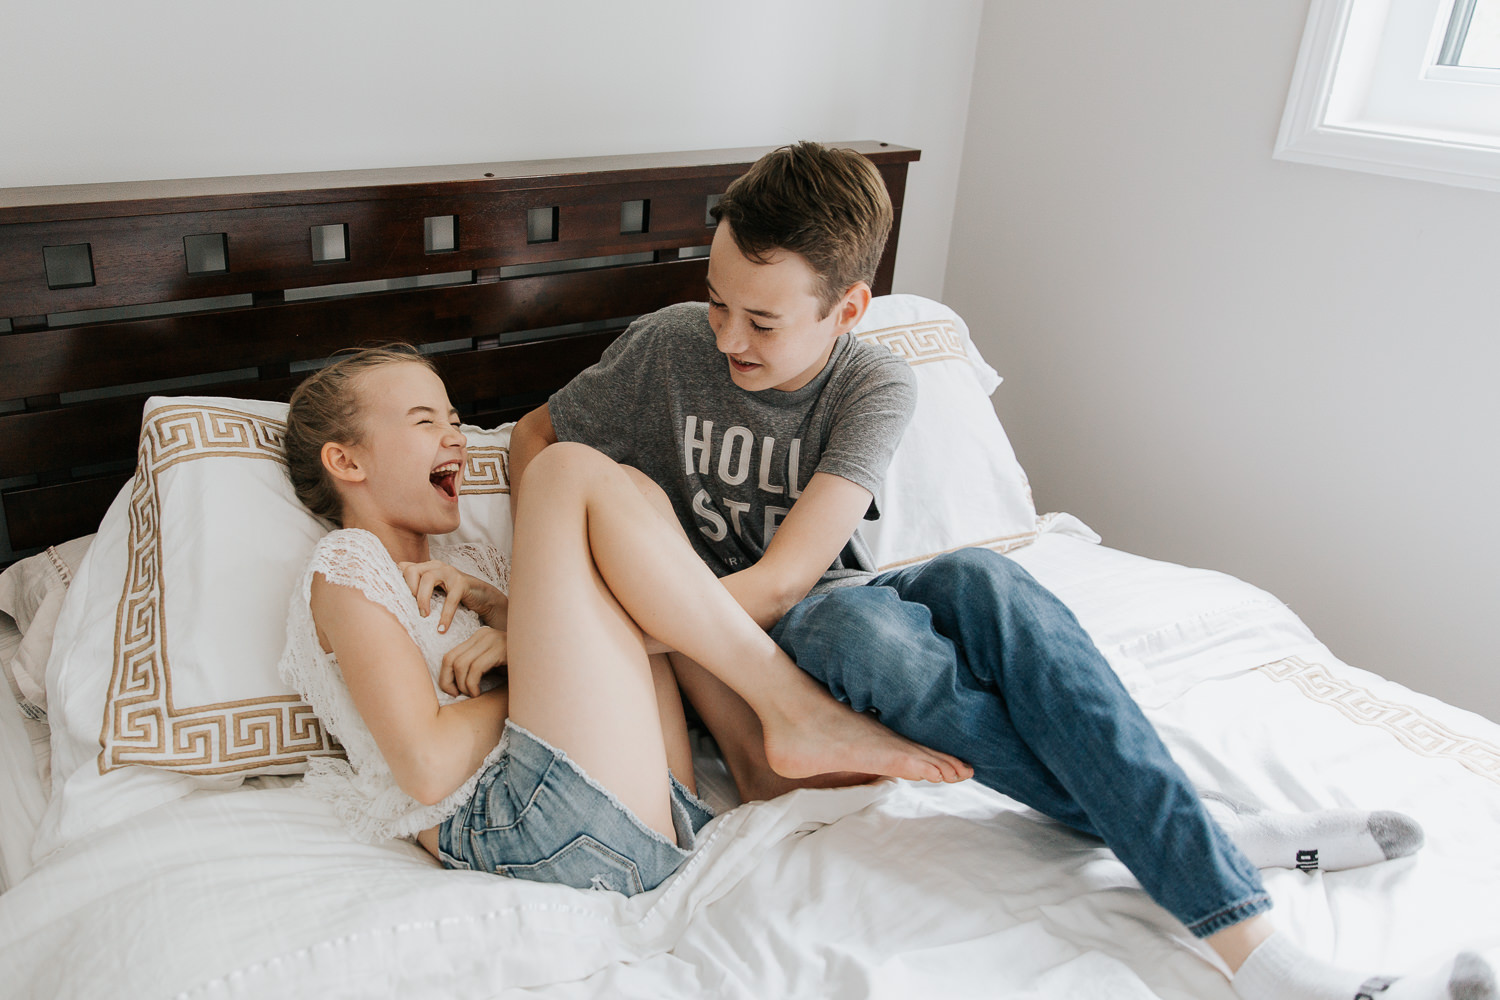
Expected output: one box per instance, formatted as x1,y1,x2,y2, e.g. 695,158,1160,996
1275,0,1500,192
1436,0,1500,68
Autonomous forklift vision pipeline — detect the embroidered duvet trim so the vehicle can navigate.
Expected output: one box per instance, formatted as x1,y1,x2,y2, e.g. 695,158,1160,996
1257,657,1500,785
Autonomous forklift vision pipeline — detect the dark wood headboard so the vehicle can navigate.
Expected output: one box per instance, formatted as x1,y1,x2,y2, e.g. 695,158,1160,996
0,142,919,563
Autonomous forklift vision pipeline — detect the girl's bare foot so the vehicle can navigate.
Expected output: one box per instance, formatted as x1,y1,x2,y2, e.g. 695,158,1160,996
758,685,971,785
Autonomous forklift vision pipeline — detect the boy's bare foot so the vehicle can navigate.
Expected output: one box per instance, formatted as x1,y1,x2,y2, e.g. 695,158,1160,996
758,683,971,785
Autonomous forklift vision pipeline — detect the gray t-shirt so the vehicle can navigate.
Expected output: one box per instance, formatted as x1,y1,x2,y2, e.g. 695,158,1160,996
549,301,916,588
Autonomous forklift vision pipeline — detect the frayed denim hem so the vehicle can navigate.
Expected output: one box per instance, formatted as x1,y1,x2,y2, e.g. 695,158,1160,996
507,721,691,850
1185,893,1273,939
506,721,713,851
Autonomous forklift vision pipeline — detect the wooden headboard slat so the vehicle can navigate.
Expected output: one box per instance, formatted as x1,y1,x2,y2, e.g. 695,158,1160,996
0,327,633,481
0,181,723,318
0,257,710,401
432,330,625,408
1,330,626,550
5,476,132,553
0,143,920,563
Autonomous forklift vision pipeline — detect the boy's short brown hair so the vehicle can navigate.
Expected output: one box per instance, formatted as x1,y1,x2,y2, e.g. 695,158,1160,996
711,142,893,317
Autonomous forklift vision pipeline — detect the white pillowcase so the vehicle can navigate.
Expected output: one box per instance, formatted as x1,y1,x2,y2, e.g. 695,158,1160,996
37,395,516,857
851,294,1037,570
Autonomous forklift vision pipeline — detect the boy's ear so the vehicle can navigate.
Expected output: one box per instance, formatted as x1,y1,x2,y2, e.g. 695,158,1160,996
321,441,366,484
832,281,873,334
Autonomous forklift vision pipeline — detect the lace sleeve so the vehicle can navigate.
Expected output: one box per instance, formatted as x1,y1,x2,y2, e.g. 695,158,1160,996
310,530,425,630
440,541,510,594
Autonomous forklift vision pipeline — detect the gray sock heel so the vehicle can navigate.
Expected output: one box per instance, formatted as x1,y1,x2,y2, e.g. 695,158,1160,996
1369,811,1425,861
1449,952,1497,1000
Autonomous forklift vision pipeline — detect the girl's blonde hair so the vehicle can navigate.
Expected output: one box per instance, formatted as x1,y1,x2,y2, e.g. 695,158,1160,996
283,344,437,525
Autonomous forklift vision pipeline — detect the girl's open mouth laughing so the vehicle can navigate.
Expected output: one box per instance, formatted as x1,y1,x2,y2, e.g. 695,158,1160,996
430,461,461,500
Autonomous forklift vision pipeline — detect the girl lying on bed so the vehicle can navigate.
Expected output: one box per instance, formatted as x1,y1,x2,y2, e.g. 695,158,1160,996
275,345,970,896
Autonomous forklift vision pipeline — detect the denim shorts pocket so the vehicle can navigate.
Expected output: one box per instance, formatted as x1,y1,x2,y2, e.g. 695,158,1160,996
504,835,646,895
472,755,551,835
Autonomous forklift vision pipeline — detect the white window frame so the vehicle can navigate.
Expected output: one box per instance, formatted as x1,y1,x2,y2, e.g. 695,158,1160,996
1275,0,1500,193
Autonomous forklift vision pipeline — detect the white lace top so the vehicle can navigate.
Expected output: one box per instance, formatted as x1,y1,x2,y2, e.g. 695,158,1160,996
278,528,511,842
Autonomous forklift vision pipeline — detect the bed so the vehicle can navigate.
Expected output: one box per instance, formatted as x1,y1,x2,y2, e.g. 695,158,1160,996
1,143,1497,1000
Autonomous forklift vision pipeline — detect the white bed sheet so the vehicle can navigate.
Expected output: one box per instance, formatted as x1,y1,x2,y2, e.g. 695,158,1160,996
2,529,1497,999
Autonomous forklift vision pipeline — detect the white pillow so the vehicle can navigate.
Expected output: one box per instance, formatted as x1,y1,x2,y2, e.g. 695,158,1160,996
37,395,516,856
851,294,1037,570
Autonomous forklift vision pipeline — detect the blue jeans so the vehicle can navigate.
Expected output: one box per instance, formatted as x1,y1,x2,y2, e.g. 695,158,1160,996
770,547,1269,938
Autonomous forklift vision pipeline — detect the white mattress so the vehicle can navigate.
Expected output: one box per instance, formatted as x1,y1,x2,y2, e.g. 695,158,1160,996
2,530,1498,999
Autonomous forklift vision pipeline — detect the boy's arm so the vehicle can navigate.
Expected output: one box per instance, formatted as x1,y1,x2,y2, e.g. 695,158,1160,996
719,471,873,631
507,403,558,523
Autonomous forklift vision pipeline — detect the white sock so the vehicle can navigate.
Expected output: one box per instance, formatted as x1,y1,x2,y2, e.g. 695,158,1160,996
1231,932,1497,1000
1201,791,1424,872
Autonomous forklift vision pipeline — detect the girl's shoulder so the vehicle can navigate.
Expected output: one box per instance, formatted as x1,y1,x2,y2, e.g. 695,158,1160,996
310,527,396,572
302,528,421,636
306,528,405,595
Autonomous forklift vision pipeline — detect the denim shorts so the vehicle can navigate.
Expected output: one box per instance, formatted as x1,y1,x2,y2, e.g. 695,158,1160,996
436,721,714,896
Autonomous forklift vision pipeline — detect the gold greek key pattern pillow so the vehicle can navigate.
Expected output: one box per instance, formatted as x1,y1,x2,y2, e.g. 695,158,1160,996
851,295,1038,570
96,408,515,776
38,396,516,854
100,403,339,774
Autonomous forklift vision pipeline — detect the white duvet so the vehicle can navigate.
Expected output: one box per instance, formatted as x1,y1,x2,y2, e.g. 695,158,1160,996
3,530,1498,999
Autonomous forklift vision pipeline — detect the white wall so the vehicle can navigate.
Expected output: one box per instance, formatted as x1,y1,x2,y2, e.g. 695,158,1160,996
0,0,982,301
947,1,1500,721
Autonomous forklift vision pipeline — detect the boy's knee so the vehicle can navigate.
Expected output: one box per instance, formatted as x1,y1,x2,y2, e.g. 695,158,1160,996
781,587,936,661
903,548,1048,621
925,547,1022,588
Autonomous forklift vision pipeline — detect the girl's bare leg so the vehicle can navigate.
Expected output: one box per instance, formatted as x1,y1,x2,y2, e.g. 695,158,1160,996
613,468,875,800
650,652,697,795
514,444,971,787
666,652,880,801
506,464,688,839
614,466,788,799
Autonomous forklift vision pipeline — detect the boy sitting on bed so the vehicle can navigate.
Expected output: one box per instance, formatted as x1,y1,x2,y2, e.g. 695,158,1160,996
507,142,1493,1000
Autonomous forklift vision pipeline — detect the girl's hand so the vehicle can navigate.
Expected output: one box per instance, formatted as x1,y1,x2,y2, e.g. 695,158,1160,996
399,560,505,632
439,626,508,698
